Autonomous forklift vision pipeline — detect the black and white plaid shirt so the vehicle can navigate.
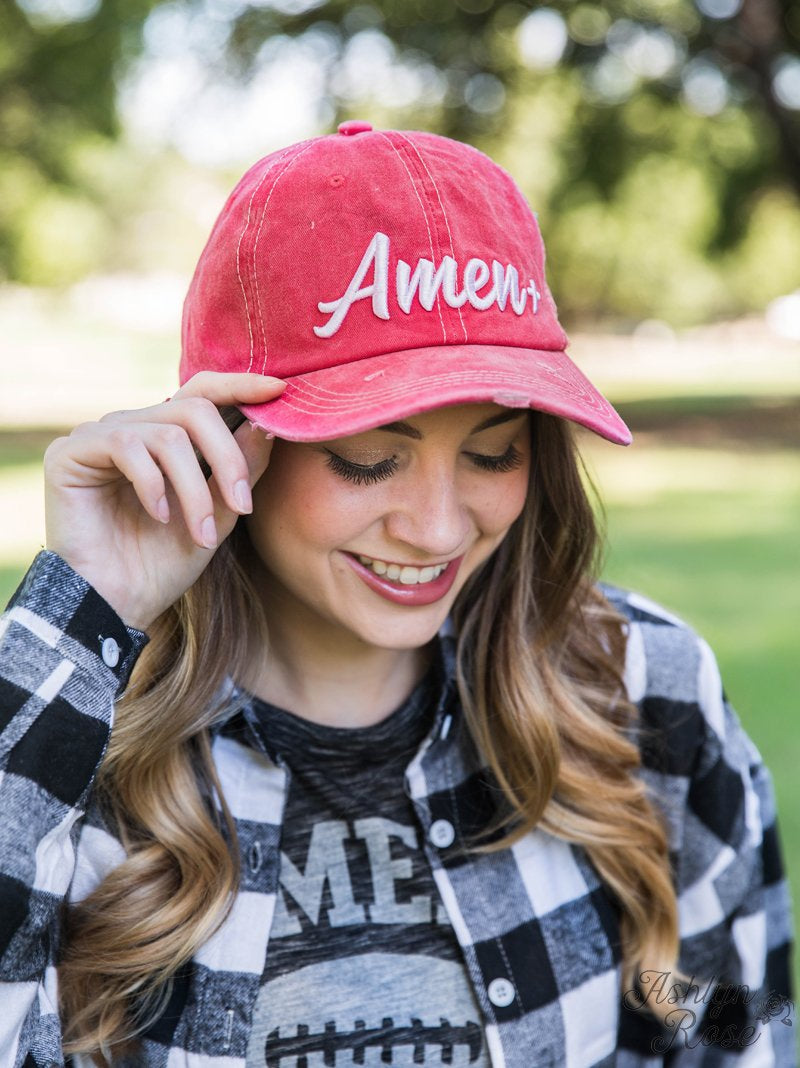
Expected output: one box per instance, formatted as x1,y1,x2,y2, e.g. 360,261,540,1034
0,551,794,1067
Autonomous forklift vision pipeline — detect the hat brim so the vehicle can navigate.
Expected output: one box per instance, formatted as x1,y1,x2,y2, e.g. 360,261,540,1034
238,344,631,446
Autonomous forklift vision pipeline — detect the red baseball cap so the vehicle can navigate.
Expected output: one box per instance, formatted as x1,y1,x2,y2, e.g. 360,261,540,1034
180,122,631,446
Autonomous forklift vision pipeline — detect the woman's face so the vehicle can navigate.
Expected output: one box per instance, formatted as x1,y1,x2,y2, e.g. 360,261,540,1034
245,403,531,653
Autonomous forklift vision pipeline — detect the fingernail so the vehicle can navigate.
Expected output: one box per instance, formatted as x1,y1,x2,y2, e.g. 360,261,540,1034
234,479,252,514
157,495,169,523
201,515,218,549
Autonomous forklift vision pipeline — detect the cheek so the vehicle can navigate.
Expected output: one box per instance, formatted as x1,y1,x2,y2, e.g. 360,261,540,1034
249,452,320,557
249,453,374,554
475,465,530,537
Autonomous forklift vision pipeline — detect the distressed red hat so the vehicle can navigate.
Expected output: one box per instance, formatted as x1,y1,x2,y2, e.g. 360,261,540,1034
180,121,631,446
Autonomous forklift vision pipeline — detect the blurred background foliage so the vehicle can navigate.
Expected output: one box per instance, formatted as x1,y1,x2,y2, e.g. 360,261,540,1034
1,0,800,323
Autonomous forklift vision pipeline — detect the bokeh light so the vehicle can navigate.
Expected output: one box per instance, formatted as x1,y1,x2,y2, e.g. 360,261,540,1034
464,73,506,114
606,20,683,80
765,291,800,340
567,4,610,46
517,8,568,71
694,0,742,19
682,58,729,115
772,55,800,111
14,0,99,24
587,54,637,104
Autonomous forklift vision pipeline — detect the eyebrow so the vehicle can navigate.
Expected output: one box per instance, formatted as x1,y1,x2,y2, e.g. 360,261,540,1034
377,410,527,439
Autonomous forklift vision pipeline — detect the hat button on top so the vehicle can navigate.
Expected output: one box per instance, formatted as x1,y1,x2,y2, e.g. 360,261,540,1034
337,120,373,136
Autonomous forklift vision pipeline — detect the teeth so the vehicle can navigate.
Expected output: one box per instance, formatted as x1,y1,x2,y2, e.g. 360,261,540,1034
356,554,448,585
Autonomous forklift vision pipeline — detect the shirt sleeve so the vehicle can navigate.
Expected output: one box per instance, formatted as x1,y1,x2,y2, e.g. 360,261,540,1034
618,589,795,1065
0,551,149,1067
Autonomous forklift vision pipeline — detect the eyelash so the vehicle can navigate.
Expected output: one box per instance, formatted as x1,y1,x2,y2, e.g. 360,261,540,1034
470,445,524,473
324,445,524,485
325,452,399,485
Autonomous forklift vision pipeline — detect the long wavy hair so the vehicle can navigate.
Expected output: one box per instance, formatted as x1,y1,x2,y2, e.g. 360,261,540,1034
59,412,678,1061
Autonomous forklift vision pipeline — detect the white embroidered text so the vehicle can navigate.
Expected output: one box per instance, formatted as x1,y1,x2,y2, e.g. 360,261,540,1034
314,231,541,338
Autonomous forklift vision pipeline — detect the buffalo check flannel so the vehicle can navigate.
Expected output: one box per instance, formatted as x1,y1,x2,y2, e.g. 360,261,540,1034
0,551,794,1067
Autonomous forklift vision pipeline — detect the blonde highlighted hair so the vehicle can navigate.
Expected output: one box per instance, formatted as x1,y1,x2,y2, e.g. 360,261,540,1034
59,413,678,1061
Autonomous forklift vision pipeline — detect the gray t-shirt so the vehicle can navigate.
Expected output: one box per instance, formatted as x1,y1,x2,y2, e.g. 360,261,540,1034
244,651,490,1067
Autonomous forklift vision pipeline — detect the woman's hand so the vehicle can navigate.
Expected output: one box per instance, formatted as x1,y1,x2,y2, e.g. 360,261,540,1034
43,372,285,633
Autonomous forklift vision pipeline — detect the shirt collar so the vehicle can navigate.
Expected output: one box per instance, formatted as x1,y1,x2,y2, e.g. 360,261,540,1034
216,632,460,765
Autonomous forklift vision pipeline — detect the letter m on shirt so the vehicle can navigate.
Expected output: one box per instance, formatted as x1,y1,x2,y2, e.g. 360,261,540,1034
271,820,365,936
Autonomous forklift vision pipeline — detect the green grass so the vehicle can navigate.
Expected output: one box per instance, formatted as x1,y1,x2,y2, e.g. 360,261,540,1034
599,478,800,819
0,432,61,470
0,564,27,604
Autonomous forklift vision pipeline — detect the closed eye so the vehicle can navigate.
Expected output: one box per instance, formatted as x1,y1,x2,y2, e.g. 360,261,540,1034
325,444,524,485
467,445,524,473
324,451,399,485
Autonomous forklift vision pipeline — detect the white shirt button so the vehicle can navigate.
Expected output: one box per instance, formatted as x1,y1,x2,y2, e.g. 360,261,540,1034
488,977,516,1007
101,636,120,668
429,819,455,848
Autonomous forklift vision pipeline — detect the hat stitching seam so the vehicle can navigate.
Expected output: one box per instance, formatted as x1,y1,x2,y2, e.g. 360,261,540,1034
281,385,605,413
235,145,296,375
393,135,450,327
377,131,448,346
253,141,319,378
286,363,582,399
275,371,603,412
396,132,469,346
271,386,606,419
392,134,455,341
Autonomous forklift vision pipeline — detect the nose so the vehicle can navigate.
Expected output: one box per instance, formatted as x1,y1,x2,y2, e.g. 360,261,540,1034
383,469,471,560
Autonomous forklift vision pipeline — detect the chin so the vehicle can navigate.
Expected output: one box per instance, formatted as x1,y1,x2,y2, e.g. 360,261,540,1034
343,602,453,652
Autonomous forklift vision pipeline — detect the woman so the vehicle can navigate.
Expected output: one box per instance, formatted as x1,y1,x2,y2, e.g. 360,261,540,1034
0,124,793,1067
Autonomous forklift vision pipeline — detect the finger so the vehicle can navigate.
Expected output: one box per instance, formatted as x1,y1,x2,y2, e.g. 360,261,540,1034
171,371,286,407
76,422,222,550
154,397,256,516
100,397,261,518
206,422,275,533
142,424,222,548
73,432,172,528
98,373,285,427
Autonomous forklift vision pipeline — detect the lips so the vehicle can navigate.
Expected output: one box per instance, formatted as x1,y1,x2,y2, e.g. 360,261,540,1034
343,552,464,606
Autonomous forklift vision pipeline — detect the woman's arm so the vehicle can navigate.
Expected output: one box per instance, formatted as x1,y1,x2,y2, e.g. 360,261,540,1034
0,551,148,1067
0,372,283,1065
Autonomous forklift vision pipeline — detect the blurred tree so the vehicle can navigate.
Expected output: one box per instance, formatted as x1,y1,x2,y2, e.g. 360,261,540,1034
0,0,160,282
224,0,800,191
2,0,800,322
